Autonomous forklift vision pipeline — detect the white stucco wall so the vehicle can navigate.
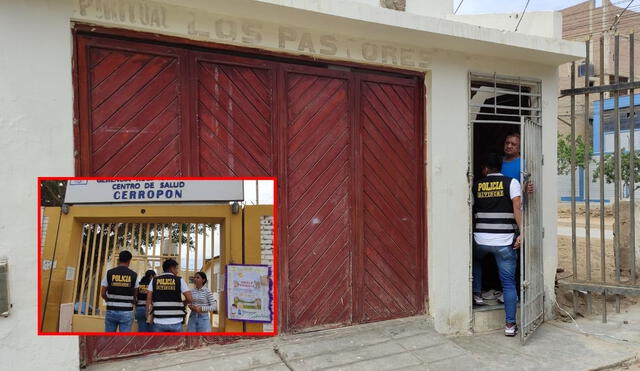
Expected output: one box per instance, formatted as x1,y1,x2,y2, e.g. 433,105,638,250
0,0,78,369
0,0,577,367
406,0,453,18
452,11,563,40
426,50,560,333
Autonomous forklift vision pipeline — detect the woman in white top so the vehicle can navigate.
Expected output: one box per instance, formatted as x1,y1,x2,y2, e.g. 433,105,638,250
187,272,217,332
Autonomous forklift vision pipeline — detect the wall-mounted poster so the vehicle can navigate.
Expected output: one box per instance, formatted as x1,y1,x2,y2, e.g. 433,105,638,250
226,264,272,323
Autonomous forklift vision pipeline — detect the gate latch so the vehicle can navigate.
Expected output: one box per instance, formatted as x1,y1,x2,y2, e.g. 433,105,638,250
0,257,10,317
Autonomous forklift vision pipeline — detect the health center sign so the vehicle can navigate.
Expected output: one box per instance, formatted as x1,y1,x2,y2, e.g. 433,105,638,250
64,179,244,203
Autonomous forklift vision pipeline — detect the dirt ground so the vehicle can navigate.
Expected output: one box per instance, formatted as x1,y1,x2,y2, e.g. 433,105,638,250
556,204,639,318
611,358,640,371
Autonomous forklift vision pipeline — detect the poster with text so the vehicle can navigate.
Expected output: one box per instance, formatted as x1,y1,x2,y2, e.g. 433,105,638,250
226,264,272,323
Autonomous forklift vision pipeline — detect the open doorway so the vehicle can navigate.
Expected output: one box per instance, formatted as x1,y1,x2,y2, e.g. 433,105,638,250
469,73,542,337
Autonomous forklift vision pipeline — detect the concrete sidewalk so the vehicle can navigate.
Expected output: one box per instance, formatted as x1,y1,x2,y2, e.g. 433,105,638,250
87,311,640,371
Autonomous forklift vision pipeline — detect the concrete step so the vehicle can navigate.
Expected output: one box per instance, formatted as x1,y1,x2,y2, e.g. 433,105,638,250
473,304,520,333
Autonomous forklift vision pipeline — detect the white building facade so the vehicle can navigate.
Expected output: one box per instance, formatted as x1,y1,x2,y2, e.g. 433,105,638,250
0,0,582,368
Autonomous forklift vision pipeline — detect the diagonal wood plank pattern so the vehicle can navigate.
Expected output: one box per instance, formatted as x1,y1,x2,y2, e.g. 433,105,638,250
88,47,183,177
78,34,425,347
90,336,187,362
360,80,421,322
285,72,353,331
196,60,274,176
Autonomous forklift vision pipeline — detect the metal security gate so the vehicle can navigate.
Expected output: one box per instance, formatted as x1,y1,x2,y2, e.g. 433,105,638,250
73,222,222,364
72,223,220,328
39,203,272,366
75,26,425,341
558,34,640,322
468,72,544,343
521,118,544,343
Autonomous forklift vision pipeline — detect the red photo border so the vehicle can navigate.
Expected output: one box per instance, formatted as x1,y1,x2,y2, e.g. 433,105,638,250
37,176,278,337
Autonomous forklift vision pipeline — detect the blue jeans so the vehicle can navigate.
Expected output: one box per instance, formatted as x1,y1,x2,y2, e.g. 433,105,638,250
154,322,183,332
135,306,154,332
104,310,133,332
473,243,518,324
187,312,211,332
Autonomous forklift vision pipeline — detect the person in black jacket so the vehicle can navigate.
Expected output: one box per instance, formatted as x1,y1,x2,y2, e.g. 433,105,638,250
100,250,138,332
472,153,522,337
135,269,156,332
146,259,192,332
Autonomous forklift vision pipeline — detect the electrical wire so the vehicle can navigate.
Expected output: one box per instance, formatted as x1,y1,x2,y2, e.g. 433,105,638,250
562,1,640,39
610,0,636,30
551,295,633,343
559,0,636,27
557,1,638,36
515,0,532,32
454,0,464,15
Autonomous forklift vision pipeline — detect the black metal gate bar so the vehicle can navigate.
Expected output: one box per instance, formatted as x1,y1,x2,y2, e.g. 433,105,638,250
614,34,622,313
599,35,608,323
630,33,637,287
584,38,593,314
559,32,640,324
570,60,579,315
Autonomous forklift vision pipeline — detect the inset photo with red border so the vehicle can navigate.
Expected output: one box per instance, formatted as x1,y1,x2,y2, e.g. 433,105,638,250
38,177,277,336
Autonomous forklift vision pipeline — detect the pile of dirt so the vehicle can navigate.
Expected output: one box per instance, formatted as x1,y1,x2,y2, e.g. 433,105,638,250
556,235,639,317
558,203,614,218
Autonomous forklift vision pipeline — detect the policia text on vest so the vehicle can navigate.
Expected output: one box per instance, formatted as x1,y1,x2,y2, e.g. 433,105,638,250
146,259,193,332
476,180,507,199
100,251,139,332
473,176,519,234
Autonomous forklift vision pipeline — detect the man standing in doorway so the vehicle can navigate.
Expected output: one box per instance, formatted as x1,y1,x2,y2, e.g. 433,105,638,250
101,250,138,332
146,259,192,332
472,153,522,337
502,132,522,181
502,132,535,194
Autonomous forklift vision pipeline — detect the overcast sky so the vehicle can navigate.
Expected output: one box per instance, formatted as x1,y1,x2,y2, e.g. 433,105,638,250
455,0,633,14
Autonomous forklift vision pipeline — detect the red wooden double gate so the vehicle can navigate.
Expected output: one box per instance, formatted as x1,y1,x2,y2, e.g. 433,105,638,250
75,26,425,364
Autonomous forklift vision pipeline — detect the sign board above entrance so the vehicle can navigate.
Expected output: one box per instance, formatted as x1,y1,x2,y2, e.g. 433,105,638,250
64,180,244,204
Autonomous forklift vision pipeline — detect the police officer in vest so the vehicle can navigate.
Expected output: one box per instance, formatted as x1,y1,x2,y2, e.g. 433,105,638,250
135,269,156,332
472,153,522,337
100,250,138,332
146,259,192,332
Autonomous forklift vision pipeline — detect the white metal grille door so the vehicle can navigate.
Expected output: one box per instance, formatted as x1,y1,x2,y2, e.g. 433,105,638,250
73,223,220,322
521,117,544,344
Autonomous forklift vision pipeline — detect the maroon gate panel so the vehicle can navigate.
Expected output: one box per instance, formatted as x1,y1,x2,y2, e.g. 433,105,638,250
283,67,354,331
358,75,424,322
80,336,188,365
194,53,275,176
76,35,190,365
77,36,187,176
75,29,425,364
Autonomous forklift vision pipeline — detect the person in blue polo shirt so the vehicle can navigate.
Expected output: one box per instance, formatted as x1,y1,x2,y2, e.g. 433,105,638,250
501,132,534,194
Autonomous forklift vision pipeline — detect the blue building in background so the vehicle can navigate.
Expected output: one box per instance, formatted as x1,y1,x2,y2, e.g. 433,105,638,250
559,93,640,203
593,93,640,155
